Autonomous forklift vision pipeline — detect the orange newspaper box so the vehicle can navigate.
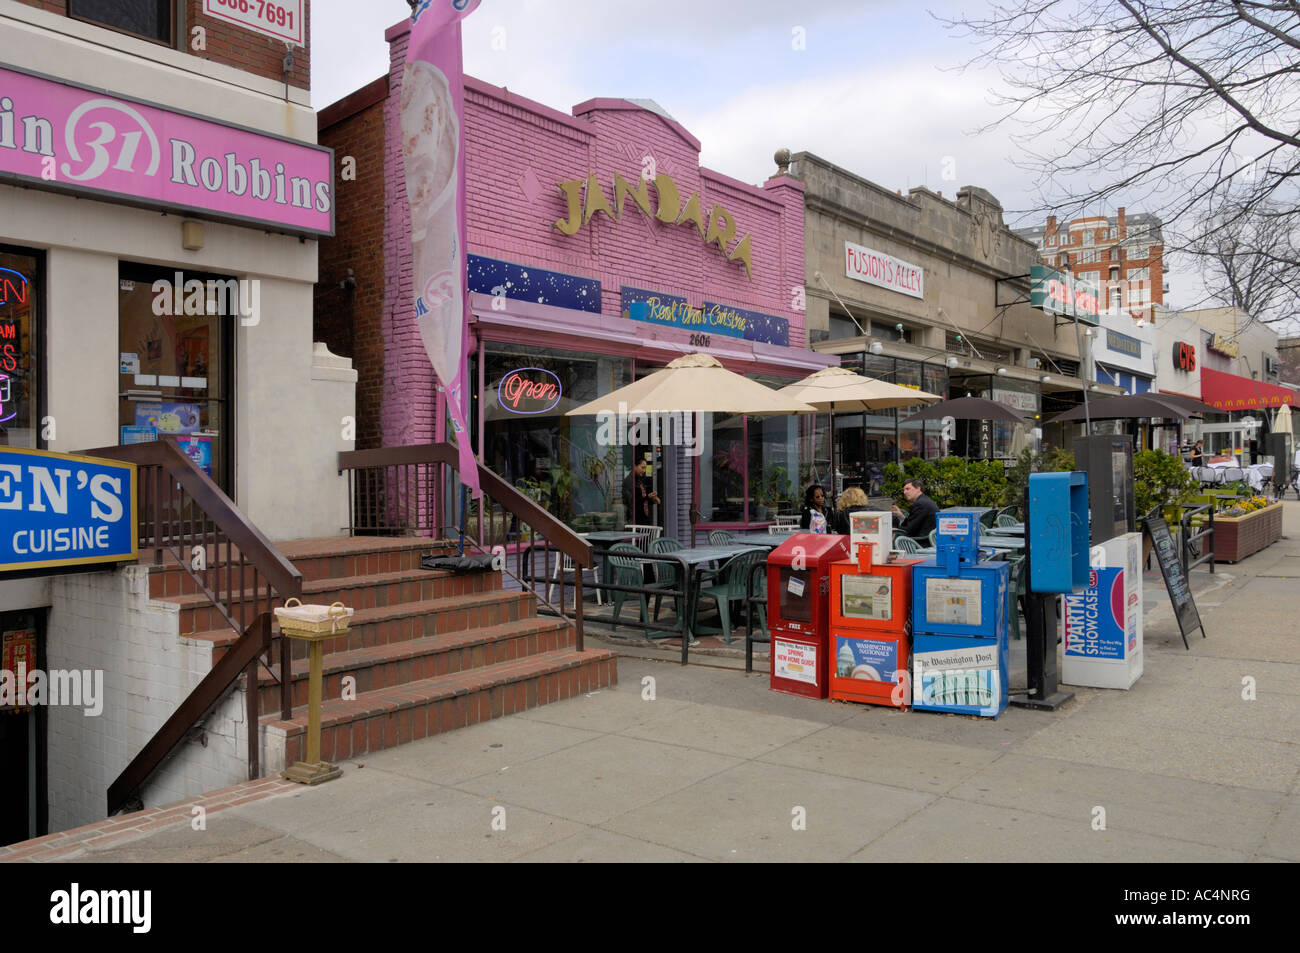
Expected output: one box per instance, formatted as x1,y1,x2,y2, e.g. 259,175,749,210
828,545,921,708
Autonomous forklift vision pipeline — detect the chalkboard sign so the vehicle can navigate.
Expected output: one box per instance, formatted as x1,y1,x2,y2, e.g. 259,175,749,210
1142,515,1205,649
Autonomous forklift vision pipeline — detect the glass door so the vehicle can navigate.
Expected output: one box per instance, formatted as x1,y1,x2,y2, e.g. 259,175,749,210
117,264,234,493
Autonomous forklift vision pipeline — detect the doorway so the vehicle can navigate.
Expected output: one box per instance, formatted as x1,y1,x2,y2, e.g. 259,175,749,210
118,263,235,493
1,609,46,846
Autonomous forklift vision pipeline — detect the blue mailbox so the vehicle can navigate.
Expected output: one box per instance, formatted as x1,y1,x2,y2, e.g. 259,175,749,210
1027,471,1090,593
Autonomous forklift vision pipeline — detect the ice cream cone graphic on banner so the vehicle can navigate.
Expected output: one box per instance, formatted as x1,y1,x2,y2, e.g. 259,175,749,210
402,0,482,495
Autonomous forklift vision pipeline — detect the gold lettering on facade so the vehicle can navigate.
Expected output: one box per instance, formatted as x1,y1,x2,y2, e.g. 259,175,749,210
582,173,615,226
554,179,585,235
553,169,756,278
676,191,706,239
652,173,681,224
613,171,653,220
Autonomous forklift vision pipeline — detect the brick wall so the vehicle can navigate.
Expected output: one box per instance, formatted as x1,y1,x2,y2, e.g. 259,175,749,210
317,77,387,449
373,21,806,448
44,567,247,832
12,0,310,89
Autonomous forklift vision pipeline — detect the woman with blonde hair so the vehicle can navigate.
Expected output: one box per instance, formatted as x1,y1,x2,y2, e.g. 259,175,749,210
831,486,869,534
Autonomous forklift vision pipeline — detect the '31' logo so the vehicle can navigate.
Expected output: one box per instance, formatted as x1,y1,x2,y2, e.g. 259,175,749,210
61,99,160,184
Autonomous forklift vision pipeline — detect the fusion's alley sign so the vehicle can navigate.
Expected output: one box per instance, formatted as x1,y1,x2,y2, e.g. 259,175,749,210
0,64,334,236
0,448,137,573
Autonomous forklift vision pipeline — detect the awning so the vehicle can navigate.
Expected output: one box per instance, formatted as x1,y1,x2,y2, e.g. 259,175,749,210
1200,367,1295,411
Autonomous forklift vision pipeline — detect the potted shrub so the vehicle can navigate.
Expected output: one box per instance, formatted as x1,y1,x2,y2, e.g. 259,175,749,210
756,465,793,521
1133,449,1198,562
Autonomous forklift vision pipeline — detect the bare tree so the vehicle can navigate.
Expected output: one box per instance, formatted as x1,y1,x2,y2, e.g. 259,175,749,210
942,1,1300,236
1181,200,1300,325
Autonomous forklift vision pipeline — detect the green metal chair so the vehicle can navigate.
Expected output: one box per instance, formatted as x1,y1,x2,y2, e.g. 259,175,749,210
997,513,1019,528
979,509,998,530
606,542,649,632
708,529,737,547
648,537,684,623
695,550,765,643
894,535,923,555
928,529,937,548
995,505,1018,522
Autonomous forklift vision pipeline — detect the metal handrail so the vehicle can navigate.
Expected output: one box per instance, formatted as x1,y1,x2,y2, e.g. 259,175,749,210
338,443,593,650
77,440,304,814
107,613,271,816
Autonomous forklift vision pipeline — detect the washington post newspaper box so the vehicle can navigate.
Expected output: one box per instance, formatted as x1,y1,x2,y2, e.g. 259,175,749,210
910,556,1009,717
767,533,849,699
828,551,922,708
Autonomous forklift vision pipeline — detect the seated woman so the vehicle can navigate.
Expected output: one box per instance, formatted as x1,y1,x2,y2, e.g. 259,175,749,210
799,484,831,533
831,486,869,535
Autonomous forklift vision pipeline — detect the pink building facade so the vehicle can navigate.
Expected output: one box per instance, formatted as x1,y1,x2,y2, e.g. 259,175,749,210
369,20,832,537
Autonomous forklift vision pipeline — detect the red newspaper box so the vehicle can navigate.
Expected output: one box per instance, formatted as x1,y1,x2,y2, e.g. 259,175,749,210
829,553,922,708
767,533,850,699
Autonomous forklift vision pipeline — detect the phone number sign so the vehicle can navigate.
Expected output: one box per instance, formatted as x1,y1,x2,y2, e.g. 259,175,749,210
203,0,304,46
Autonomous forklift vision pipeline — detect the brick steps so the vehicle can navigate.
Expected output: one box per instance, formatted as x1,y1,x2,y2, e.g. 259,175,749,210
191,588,537,664
154,533,617,774
148,538,453,598
253,615,575,714
164,567,499,634
262,648,618,765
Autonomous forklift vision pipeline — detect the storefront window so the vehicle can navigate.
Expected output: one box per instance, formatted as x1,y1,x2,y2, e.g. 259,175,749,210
748,374,800,519
701,412,745,523
118,264,232,491
989,379,1039,460
477,344,631,529
0,247,40,449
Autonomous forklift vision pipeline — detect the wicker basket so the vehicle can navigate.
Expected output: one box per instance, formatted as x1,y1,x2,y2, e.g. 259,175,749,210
274,598,353,636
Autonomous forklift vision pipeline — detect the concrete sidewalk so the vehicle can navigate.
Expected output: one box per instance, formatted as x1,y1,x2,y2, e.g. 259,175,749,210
8,507,1299,863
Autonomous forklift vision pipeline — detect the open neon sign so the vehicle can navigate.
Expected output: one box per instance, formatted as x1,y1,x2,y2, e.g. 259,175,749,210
0,374,13,424
497,368,562,415
0,268,28,307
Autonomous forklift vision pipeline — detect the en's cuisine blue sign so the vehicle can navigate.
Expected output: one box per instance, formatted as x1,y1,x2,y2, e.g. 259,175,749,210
0,447,138,573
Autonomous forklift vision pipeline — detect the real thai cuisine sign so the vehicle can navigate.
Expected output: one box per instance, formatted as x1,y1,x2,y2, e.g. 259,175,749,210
0,448,137,573
0,63,333,236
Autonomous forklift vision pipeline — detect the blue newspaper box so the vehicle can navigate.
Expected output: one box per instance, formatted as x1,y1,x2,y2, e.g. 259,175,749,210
912,629,1010,717
910,558,1009,718
1027,471,1090,594
935,508,982,570
910,559,1009,641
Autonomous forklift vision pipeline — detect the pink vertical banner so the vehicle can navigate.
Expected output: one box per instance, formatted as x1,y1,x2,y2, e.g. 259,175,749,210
402,0,482,496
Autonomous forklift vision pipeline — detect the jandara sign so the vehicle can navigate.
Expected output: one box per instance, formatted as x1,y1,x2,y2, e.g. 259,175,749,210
553,170,754,278
0,448,137,573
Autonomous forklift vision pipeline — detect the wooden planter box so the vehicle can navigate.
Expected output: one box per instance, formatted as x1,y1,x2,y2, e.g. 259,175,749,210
1212,503,1284,563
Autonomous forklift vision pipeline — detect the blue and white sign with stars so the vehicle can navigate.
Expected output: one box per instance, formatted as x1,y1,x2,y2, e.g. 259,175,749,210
468,254,601,313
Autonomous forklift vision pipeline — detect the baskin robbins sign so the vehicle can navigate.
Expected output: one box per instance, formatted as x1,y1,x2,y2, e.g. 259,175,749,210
0,64,333,237
0,447,137,574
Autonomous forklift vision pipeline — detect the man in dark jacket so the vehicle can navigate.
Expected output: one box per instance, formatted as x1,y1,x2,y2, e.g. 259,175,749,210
622,458,660,523
893,478,938,541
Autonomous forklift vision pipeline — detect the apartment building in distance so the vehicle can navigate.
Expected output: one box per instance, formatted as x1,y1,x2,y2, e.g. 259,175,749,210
1015,208,1165,324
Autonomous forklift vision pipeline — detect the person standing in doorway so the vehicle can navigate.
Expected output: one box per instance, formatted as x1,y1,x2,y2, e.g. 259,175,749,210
622,458,660,523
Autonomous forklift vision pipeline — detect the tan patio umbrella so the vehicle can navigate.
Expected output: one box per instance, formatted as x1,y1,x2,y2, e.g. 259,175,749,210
776,366,942,493
565,353,817,416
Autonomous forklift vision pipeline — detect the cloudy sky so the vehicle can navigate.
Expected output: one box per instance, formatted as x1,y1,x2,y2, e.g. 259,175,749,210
309,0,1203,309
